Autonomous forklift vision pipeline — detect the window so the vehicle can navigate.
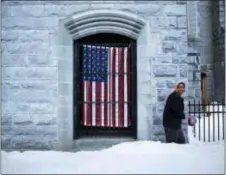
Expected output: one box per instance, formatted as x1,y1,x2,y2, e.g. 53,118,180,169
201,72,207,105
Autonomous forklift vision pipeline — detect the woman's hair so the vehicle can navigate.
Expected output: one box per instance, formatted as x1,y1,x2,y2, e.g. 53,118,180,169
175,82,185,92
164,81,185,103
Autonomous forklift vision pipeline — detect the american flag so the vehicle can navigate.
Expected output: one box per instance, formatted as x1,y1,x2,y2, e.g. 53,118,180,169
82,45,131,127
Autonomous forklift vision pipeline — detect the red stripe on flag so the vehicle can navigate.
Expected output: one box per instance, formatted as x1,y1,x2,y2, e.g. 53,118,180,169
104,82,108,126
111,48,116,127
119,48,124,127
96,82,101,126
87,81,92,126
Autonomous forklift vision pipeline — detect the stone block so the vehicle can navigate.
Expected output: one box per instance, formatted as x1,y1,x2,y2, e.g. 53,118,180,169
2,30,49,42
2,6,11,17
153,117,162,125
58,96,73,107
32,114,57,126
162,41,177,53
187,88,195,98
148,44,162,56
58,60,73,73
139,94,152,104
2,80,57,92
2,136,12,149
2,102,30,114
8,5,45,17
156,80,165,88
187,71,193,81
58,72,73,83
153,65,177,77
11,136,56,150
115,3,163,16
177,16,187,28
9,89,57,103
2,17,58,30
29,103,57,114
157,89,172,102
1,88,11,102
2,84,12,97
176,1,187,5
179,65,188,77
139,83,152,94
13,114,33,126
165,79,175,88
53,46,73,60
152,135,165,142
58,83,73,96
12,126,57,137
91,3,114,8
57,106,73,130
163,4,186,16
2,114,12,126
47,4,90,17
2,67,58,80
2,54,27,66
137,72,151,83
137,58,151,72
154,55,172,63
2,126,12,136
162,29,187,39
194,71,201,81
137,45,149,58
149,16,176,28
3,41,51,55
172,55,189,64
2,67,25,79
152,126,165,140
195,89,201,98
27,55,57,67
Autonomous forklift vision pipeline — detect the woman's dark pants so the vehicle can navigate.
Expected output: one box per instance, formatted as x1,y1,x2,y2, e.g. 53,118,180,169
164,127,186,144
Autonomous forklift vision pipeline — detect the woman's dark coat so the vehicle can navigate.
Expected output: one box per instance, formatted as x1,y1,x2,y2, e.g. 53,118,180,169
163,91,185,129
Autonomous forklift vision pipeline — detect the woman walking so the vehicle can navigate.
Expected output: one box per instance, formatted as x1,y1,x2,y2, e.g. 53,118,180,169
163,82,186,144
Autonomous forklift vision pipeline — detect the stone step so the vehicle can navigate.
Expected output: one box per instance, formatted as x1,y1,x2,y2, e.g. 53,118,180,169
72,137,135,152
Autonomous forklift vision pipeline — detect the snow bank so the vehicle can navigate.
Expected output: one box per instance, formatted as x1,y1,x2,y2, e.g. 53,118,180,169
2,141,224,174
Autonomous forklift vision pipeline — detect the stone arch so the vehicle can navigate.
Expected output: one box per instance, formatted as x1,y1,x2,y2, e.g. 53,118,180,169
63,9,146,40
55,9,152,151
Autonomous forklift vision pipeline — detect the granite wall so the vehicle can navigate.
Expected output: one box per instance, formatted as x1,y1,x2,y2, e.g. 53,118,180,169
1,1,190,150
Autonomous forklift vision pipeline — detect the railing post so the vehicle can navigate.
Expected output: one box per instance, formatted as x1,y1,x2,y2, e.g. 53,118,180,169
189,98,225,142
222,98,225,140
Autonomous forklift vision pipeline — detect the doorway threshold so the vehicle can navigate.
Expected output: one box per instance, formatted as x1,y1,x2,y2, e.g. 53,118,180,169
72,137,135,152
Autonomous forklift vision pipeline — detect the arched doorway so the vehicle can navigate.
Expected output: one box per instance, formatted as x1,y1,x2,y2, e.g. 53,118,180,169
56,9,152,150
73,33,137,138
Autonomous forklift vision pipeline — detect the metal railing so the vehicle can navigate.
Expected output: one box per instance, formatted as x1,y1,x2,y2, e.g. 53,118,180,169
188,99,225,142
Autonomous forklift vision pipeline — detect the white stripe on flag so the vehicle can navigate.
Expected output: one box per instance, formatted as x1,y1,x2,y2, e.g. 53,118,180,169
124,48,128,127
92,81,96,126
115,48,119,127
108,48,112,127
84,82,87,125
101,82,105,126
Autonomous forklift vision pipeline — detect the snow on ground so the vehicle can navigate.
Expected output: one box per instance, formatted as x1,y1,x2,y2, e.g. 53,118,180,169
190,103,225,142
2,102,224,174
2,132,224,174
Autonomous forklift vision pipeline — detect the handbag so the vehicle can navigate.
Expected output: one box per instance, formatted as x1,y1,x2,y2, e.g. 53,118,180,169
188,114,197,126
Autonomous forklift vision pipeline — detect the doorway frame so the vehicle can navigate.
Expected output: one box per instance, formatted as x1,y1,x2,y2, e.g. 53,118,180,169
55,9,155,151
73,34,138,139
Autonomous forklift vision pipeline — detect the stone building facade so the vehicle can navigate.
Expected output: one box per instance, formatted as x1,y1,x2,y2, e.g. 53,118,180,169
1,0,225,150
187,1,225,102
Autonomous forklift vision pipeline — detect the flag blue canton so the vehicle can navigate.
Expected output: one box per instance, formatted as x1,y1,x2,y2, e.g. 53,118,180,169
83,46,108,82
